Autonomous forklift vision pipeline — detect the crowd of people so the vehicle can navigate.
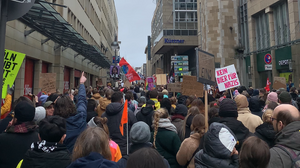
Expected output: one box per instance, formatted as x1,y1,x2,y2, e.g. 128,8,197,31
0,73,299,168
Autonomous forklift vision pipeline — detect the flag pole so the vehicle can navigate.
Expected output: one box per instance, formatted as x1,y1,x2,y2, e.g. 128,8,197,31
126,115,129,155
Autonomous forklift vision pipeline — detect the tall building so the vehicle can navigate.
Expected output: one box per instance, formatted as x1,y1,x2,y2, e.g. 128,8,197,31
5,0,118,99
151,0,198,76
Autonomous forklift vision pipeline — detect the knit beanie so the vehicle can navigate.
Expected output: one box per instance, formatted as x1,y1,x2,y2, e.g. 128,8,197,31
15,102,35,122
34,107,46,123
162,89,168,95
39,95,48,106
234,95,249,110
279,91,292,103
174,104,188,117
267,92,278,103
219,98,238,118
130,122,151,144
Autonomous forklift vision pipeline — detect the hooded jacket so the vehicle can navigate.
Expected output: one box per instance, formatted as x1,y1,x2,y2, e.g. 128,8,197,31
102,102,137,156
67,152,118,168
142,98,161,110
92,93,102,104
255,123,276,148
268,121,300,168
248,95,263,118
136,106,155,132
219,117,254,151
21,141,71,168
194,122,239,168
97,98,111,117
235,95,263,133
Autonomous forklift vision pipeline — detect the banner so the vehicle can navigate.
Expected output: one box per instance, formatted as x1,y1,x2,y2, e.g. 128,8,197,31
39,73,57,94
146,77,155,90
215,64,240,92
181,76,203,97
2,49,26,98
110,65,120,79
119,58,141,82
156,74,167,85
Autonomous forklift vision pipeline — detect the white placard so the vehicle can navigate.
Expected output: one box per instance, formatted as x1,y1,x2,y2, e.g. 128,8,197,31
215,64,240,92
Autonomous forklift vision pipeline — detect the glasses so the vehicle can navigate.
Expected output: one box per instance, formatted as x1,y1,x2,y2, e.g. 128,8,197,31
271,117,277,121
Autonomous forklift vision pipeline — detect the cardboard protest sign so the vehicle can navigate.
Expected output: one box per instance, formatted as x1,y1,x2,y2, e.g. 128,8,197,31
196,49,215,85
273,77,286,90
2,49,26,98
181,76,203,97
167,83,181,93
39,73,57,94
156,74,167,85
156,68,163,74
215,64,240,92
124,80,131,88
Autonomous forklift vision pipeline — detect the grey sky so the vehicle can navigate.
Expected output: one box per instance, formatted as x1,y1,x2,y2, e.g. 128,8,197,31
115,0,156,68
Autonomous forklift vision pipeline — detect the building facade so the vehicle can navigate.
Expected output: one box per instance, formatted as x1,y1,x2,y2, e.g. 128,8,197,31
151,0,198,76
5,0,118,100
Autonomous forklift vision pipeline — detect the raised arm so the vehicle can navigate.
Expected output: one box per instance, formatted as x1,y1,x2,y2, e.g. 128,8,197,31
76,72,87,119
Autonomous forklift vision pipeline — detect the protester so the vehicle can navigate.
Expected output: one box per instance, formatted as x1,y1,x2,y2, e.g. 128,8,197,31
146,90,160,110
239,136,270,168
97,89,113,117
171,104,188,139
190,99,205,115
235,95,263,133
86,99,98,122
262,92,278,112
255,109,276,147
268,104,300,168
218,98,253,151
259,89,267,108
161,98,173,114
129,85,137,100
279,91,299,109
289,87,298,101
151,108,182,168
158,92,164,102
1,85,14,119
126,148,168,168
102,91,137,156
68,127,118,168
162,89,169,98
208,107,220,125
194,122,239,168
34,106,46,124
0,102,39,168
185,95,197,109
125,92,136,112
19,116,71,168
91,89,102,104
181,106,201,141
177,114,205,168
44,101,54,116
136,100,155,132
38,94,48,106
134,96,146,116
170,97,177,109
267,101,279,110
54,72,87,153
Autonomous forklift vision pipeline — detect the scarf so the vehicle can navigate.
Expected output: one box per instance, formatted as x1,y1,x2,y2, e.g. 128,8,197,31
31,140,59,153
6,121,37,133
171,114,185,121
158,118,177,133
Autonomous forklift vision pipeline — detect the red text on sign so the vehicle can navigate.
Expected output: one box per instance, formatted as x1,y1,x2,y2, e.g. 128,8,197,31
216,68,228,76
227,73,237,80
224,79,239,89
217,75,228,84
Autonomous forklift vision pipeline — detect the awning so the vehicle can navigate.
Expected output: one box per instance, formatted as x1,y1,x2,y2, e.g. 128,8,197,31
18,0,111,69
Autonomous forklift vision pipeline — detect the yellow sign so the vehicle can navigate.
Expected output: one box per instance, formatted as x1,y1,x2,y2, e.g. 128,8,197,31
2,49,26,98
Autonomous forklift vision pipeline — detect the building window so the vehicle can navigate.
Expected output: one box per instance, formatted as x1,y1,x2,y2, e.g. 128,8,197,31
240,0,249,53
174,0,197,30
255,12,270,50
273,1,290,45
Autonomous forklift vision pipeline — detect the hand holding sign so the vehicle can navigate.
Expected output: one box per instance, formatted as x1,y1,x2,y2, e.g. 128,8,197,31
80,72,86,84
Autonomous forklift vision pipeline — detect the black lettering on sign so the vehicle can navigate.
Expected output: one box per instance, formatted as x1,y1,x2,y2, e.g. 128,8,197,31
201,68,212,80
4,52,17,62
4,69,11,78
12,63,18,70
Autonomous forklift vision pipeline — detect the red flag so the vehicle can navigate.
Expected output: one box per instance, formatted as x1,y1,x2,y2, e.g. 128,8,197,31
119,58,141,82
265,77,271,92
120,100,128,136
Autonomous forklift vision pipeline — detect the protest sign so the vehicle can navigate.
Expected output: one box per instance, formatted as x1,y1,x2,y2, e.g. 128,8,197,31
2,49,26,98
124,80,131,88
273,77,286,90
167,83,181,93
146,77,155,90
156,68,163,74
215,64,240,92
181,76,203,97
39,73,56,94
156,74,167,85
196,49,215,85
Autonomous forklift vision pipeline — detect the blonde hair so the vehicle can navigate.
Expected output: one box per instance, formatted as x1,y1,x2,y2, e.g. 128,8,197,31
181,106,200,139
262,109,273,123
72,127,111,161
152,108,169,148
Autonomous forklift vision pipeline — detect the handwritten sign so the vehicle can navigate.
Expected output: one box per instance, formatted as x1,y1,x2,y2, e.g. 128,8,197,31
156,74,167,85
181,76,203,97
273,77,286,90
2,49,26,98
197,49,215,85
167,83,181,93
39,73,56,94
215,65,240,92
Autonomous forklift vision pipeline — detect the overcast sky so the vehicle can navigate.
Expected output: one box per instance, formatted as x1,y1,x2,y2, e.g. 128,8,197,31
114,0,156,68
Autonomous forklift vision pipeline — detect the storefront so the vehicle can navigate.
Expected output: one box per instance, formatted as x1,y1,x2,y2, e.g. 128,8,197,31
275,46,293,86
256,51,272,88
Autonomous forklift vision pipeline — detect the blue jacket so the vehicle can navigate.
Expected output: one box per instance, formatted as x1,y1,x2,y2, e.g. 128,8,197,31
64,84,87,153
67,152,119,168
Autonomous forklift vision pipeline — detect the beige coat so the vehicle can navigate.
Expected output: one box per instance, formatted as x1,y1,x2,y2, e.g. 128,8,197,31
97,98,111,117
237,108,263,133
176,133,201,168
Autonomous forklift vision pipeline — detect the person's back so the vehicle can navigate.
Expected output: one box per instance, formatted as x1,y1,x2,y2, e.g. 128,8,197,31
136,100,155,132
20,116,71,168
86,99,98,122
0,102,39,168
255,109,276,148
249,94,263,118
97,89,114,117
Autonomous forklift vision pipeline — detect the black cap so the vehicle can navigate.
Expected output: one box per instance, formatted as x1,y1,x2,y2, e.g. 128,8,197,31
14,102,35,122
279,91,292,103
219,98,238,118
146,100,155,106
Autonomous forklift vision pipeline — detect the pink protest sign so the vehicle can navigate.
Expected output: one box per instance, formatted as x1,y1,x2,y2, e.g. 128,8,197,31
215,64,240,92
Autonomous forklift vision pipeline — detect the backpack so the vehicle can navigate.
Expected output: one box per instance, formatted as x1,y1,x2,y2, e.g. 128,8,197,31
275,144,300,168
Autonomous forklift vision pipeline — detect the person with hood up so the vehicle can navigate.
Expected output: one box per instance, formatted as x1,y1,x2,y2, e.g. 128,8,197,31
218,98,254,151
67,127,119,168
171,104,188,139
136,100,155,132
151,108,182,168
194,122,239,168
19,116,71,168
248,91,263,118
91,89,102,104
235,95,263,133
134,96,146,116
97,89,114,117
161,98,173,115
262,92,278,112
255,109,276,148
102,91,137,156
267,104,300,168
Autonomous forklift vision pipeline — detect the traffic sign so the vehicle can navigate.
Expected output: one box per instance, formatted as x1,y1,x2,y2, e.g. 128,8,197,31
264,53,272,64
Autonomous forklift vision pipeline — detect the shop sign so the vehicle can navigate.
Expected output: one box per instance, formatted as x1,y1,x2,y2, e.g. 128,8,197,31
164,38,185,44
278,59,289,66
265,64,272,70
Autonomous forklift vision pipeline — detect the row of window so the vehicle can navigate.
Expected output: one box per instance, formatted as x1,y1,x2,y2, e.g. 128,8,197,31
175,11,197,22
174,2,197,11
163,29,197,36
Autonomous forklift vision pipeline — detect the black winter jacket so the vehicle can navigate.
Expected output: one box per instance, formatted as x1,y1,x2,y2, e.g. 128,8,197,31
255,123,276,148
249,96,263,118
102,102,137,155
136,106,154,132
